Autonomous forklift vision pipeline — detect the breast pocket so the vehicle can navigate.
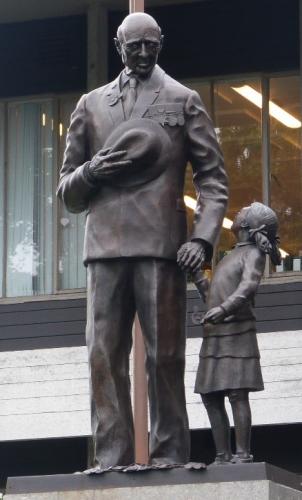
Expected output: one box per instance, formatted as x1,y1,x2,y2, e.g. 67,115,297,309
146,103,185,127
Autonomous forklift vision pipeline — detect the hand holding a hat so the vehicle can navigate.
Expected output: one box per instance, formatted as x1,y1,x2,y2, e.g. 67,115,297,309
87,148,133,182
85,118,172,187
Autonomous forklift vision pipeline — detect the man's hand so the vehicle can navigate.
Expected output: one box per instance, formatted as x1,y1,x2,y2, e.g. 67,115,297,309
177,241,206,273
88,148,133,181
202,306,225,324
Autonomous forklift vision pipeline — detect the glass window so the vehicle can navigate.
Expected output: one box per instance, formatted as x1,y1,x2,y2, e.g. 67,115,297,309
187,79,262,261
0,94,86,298
214,79,262,259
184,81,212,115
185,76,302,274
57,97,86,290
6,100,54,297
0,75,301,300
270,76,302,273
183,82,212,236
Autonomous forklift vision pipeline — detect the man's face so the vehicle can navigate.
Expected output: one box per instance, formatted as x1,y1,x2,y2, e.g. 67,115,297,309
116,22,162,77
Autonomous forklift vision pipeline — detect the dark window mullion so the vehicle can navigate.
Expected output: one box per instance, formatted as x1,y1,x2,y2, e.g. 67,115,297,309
53,98,60,294
261,76,271,276
2,102,8,297
261,77,271,207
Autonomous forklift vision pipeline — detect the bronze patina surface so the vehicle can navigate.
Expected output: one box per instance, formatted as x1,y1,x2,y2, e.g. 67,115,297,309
57,12,228,468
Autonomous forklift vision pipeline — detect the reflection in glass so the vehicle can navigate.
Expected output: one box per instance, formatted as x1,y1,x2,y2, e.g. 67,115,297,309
6,101,54,296
270,76,302,272
185,80,262,260
214,80,262,260
1,75,301,299
184,82,212,236
184,77,301,274
185,81,212,117
58,97,86,290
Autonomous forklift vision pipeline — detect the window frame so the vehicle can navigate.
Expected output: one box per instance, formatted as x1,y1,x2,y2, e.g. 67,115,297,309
0,92,87,302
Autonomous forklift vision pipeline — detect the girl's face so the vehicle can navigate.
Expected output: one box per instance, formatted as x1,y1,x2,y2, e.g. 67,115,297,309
231,206,250,235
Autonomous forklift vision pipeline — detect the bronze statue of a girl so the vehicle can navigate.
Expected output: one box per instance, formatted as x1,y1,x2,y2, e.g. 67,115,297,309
194,202,281,464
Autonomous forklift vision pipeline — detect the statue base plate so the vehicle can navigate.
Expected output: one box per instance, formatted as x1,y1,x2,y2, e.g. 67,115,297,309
5,462,302,499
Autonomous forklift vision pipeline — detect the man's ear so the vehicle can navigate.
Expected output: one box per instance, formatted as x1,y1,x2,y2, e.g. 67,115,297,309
114,37,122,56
159,35,164,53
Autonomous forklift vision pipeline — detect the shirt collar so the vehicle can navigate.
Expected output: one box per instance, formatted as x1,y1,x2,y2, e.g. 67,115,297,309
120,68,137,89
120,66,154,89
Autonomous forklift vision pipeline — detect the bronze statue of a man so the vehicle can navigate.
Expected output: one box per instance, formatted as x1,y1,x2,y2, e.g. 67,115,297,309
57,12,228,469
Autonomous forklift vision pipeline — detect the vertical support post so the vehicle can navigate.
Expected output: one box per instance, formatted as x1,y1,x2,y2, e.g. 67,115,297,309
128,0,149,465
210,80,217,271
261,77,271,276
87,2,108,91
129,0,145,13
261,77,270,207
133,316,149,463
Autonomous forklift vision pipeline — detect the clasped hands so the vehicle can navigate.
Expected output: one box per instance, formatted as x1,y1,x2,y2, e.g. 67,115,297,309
87,148,132,181
177,241,225,324
177,240,207,275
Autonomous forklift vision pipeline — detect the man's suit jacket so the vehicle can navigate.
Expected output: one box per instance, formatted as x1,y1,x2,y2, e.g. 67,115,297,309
57,65,228,264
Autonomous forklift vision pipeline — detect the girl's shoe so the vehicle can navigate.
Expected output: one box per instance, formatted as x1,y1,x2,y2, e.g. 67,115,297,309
212,453,236,465
234,453,253,463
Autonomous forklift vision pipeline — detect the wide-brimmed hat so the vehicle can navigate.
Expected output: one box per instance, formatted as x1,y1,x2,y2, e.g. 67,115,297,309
103,118,172,187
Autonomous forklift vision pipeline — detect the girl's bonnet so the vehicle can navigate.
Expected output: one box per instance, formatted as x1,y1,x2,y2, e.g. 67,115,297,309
244,202,281,266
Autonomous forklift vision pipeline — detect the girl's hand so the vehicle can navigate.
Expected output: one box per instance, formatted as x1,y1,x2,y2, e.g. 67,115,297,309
203,306,225,324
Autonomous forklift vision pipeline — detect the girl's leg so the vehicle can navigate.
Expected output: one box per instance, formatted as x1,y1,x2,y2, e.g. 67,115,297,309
228,389,253,461
201,392,233,463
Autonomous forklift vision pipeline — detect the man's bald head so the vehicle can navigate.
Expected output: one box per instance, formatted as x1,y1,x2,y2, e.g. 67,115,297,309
117,13,161,43
115,13,163,78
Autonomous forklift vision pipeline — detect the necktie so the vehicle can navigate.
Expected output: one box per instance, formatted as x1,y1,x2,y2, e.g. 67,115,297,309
123,76,138,119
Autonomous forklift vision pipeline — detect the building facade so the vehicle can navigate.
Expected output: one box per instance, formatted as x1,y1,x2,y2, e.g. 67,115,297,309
0,0,302,487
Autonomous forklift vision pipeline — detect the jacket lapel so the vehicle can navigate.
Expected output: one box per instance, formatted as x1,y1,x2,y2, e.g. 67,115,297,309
106,74,124,125
130,65,165,119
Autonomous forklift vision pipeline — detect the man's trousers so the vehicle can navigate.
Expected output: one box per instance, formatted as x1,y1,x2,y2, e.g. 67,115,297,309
86,258,190,468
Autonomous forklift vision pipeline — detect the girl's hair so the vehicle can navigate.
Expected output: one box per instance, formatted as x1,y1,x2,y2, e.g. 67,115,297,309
244,202,281,266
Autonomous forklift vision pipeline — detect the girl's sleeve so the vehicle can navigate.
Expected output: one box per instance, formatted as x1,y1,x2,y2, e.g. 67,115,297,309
219,248,265,316
193,270,209,302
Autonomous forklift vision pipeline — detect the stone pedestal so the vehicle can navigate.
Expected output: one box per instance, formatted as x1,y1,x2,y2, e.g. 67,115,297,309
5,463,302,499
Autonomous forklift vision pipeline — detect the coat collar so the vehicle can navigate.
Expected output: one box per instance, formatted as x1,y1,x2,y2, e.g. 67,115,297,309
106,74,124,125
106,65,165,125
130,65,165,119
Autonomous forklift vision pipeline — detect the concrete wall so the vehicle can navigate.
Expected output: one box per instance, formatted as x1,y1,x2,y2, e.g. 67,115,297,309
1,330,302,441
